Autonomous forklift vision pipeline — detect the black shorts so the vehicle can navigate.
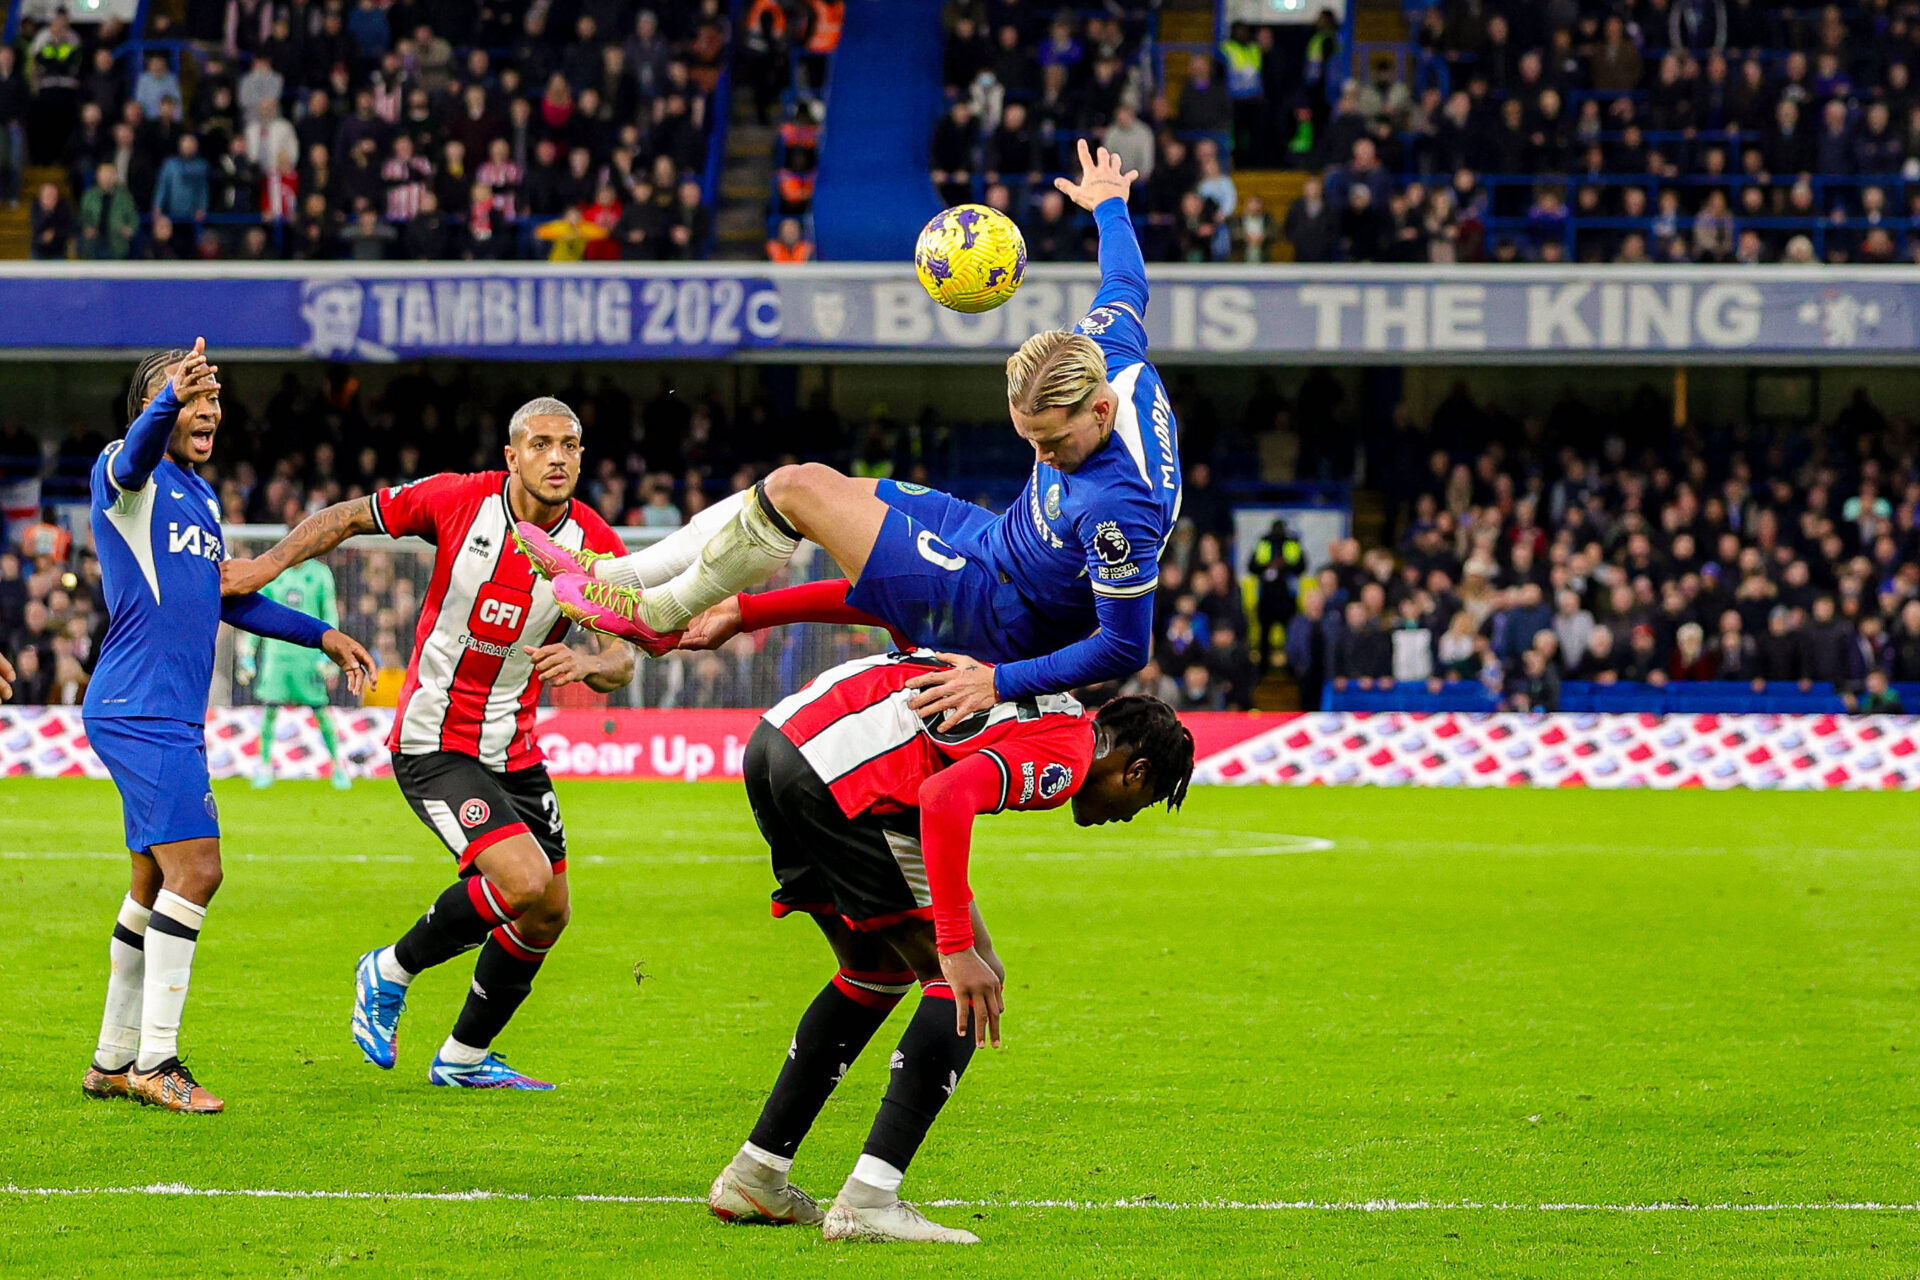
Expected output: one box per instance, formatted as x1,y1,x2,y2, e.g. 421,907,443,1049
392,751,568,875
743,722,930,931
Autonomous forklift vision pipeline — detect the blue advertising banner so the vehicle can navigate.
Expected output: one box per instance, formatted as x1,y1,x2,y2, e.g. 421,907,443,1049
0,264,1913,363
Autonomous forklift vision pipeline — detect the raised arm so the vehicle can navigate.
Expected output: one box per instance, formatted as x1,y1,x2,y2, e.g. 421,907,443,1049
1054,138,1147,318
221,496,377,597
108,337,218,494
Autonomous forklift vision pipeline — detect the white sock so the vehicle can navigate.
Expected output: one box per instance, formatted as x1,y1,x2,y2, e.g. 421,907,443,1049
137,889,207,1073
376,946,414,987
639,488,799,632
438,1035,488,1065
851,1154,905,1195
95,894,150,1069
740,1141,794,1176
598,489,749,588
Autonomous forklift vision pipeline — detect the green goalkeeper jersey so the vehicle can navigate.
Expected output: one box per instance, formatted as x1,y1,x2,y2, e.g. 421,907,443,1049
240,560,339,706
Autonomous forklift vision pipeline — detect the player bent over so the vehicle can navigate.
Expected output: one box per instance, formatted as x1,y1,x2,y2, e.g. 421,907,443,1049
709,653,1192,1242
238,557,352,789
518,141,1178,728
222,398,631,1088
84,342,373,1113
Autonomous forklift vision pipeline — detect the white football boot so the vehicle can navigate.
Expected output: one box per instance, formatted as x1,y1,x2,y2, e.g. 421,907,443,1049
821,1177,980,1244
707,1152,825,1226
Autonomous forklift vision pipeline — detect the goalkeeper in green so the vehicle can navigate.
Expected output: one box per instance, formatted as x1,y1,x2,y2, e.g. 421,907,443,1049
239,559,351,790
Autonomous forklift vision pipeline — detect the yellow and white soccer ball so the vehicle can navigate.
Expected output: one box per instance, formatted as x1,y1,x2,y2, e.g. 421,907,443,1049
913,204,1027,313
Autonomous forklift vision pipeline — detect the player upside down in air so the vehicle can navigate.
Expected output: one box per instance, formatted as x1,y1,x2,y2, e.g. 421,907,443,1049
83,340,374,1113
238,556,352,789
515,141,1179,728
221,398,633,1089
708,652,1193,1244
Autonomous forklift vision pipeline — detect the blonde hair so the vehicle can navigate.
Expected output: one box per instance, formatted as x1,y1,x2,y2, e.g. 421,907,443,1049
1005,330,1107,416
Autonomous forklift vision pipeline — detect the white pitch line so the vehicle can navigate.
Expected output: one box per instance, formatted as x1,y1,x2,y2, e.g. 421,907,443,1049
5,1184,1919,1213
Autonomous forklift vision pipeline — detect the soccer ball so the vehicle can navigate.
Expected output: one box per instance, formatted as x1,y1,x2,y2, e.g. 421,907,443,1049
914,204,1027,313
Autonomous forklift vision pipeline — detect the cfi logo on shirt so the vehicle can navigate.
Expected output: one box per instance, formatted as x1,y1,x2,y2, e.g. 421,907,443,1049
1038,762,1073,799
1093,520,1132,565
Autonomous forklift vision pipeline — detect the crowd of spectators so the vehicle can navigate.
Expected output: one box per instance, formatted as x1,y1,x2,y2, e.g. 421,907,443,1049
1273,380,1920,713
1300,1,1920,264
933,3,1920,268
931,2,1308,264
10,1,727,263
739,0,841,264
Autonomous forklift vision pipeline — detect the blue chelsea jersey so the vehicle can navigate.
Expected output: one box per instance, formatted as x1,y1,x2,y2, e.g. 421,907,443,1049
980,300,1182,626
84,442,229,722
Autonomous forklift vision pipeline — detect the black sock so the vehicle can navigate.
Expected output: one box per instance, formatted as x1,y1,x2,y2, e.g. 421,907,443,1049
393,876,517,975
860,989,977,1175
449,926,551,1049
747,969,913,1159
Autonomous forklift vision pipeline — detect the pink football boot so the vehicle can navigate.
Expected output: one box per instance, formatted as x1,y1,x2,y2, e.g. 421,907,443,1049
513,520,612,582
551,573,684,657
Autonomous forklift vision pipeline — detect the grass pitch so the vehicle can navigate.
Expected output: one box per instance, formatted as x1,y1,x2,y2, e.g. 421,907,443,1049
7,778,1920,1277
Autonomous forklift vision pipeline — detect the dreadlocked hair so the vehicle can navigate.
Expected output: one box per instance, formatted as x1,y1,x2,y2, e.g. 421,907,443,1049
1094,694,1194,811
126,349,188,425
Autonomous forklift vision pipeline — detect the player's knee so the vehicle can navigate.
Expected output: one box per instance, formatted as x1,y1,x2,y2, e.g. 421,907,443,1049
761,462,831,518
519,897,570,943
169,858,223,903
488,861,551,916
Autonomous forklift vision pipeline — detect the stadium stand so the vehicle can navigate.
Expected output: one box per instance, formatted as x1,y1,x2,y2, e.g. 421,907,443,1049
928,1,1920,266
1,1,734,261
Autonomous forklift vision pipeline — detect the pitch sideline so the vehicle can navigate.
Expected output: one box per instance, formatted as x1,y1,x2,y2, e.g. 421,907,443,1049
5,1183,1919,1213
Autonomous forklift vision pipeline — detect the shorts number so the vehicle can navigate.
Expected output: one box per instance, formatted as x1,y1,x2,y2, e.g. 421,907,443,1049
541,791,563,834
915,531,967,572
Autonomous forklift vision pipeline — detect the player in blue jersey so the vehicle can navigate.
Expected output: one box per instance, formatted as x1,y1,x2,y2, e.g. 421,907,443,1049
517,139,1178,726
80,340,374,1114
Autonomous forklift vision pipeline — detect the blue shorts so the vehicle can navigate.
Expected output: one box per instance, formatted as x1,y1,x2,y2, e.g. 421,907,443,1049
847,481,1042,665
87,716,219,852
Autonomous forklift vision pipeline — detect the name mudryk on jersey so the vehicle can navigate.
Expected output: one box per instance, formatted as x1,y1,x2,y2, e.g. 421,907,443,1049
167,521,224,562
1146,378,1176,491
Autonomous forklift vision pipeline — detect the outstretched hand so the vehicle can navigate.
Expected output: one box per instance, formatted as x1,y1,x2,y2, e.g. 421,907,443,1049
676,595,744,652
905,652,997,730
1053,138,1139,212
320,629,374,699
170,336,220,403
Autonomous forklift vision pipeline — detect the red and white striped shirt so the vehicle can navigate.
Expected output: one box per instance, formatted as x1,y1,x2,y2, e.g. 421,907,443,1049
381,154,432,221
766,651,1093,819
375,471,626,770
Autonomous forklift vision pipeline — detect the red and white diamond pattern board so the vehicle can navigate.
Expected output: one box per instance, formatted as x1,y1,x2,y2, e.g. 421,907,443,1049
1193,712,1920,790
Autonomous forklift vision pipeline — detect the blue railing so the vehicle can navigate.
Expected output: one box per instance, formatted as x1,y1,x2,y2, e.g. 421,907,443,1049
698,0,744,256
1325,679,1879,715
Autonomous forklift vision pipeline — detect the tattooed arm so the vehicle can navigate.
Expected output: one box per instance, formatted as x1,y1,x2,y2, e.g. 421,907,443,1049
220,496,378,597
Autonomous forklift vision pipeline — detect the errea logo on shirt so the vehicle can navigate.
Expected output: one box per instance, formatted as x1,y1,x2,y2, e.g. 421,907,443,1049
167,522,223,562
